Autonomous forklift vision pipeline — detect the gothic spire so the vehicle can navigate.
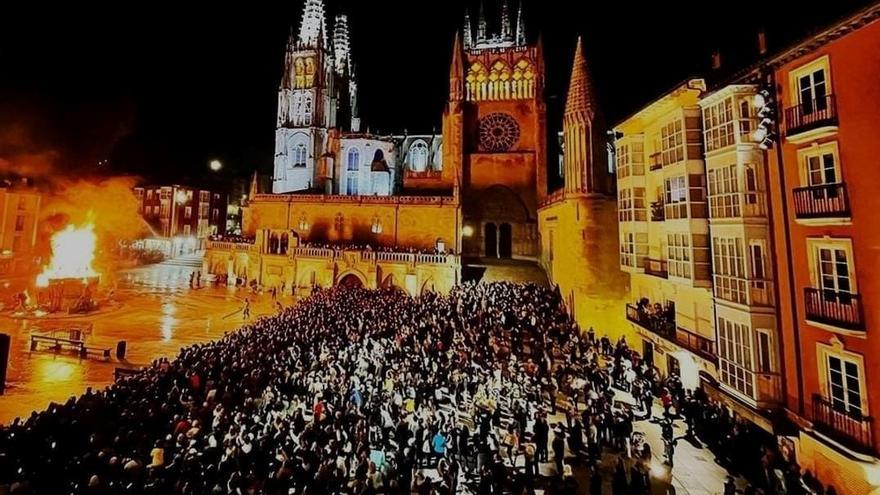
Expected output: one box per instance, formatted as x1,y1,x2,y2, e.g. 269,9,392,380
515,0,526,46
463,9,473,49
564,36,596,119
477,1,487,43
501,0,513,42
280,27,296,89
298,0,327,48
449,31,465,102
333,14,351,76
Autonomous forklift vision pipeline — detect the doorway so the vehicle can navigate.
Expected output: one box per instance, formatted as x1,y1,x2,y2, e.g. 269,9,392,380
499,223,512,258
484,223,498,258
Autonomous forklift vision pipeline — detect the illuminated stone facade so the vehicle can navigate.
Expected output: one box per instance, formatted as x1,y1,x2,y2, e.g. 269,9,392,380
538,38,629,340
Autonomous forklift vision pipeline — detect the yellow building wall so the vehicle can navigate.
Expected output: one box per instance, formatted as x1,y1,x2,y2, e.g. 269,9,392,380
538,195,631,340
797,431,880,495
244,196,460,252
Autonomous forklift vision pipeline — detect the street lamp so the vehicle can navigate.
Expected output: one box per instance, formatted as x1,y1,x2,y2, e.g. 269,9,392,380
462,225,474,237
209,159,223,172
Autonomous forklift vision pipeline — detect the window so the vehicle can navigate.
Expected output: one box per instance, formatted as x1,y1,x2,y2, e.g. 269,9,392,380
750,243,766,281
292,144,308,168
212,208,219,222
718,317,755,398
153,206,160,216
756,330,773,373
410,141,429,171
826,354,863,416
805,151,837,186
744,165,759,205
617,188,646,222
199,204,209,218
703,98,735,152
199,191,210,202
713,237,747,304
616,141,645,179
183,225,191,236
664,176,688,219
738,99,754,139
14,215,25,232
347,148,360,171
346,176,358,195
184,207,192,219
707,165,740,218
147,190,154,200
667,233,691,279
160,204,170,218
817,246,852,295
620,232,636,267
660,119,684,166
798,67,828,115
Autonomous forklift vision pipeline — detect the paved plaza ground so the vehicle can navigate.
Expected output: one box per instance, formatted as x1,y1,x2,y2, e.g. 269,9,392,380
0,255,283,425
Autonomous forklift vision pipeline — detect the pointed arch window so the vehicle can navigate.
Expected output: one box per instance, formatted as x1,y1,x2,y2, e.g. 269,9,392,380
410,141,429,171
292,143,307,168
347,148,360,171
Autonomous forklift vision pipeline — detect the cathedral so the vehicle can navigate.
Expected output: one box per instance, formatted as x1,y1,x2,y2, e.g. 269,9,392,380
209,0,627,324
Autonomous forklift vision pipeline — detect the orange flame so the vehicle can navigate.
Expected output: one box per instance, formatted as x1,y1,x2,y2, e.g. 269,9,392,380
36,223,99,287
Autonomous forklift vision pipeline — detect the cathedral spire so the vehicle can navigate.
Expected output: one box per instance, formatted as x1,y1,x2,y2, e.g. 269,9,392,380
564,36,596,120
501,0,513,42
463,9,473,49
280,27,296,89
477,1,487,43
333,14,351,76
449,31,465,102
298,0,327,48
563,36,606,195
515,0,526,46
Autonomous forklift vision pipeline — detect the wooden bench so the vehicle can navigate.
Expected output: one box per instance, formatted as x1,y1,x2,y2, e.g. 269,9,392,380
114,367,140,382
81,346,111,360
30,335,84,354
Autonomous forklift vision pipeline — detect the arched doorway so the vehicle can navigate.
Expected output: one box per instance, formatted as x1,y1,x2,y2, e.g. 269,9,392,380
499,223,512,258
484,223,498,258
338,273,364,288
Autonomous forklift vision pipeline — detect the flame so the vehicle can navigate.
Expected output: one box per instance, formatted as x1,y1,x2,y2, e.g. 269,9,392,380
36,223,99,287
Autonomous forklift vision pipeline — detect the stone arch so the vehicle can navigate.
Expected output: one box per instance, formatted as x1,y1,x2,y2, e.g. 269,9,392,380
337,271,366,288
420,278,436,295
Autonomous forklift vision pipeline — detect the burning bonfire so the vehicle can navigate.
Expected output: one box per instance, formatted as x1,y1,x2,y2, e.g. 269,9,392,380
35,223,100,313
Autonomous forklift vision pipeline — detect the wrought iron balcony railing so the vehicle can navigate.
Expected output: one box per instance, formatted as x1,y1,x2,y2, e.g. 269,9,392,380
793,183,850,219
804,288,864,330
784,94,837,136
812,394,875,455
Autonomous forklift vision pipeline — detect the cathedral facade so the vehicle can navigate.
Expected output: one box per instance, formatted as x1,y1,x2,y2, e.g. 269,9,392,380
207,0,625,305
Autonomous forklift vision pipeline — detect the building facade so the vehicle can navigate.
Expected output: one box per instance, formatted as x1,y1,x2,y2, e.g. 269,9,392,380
763,6,880,493
0,182,41,281
614,79,718,390
134,185,228,241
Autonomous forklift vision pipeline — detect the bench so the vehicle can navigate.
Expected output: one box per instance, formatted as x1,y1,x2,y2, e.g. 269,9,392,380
81,346,112,360
30,335,84,354
114,367,141,382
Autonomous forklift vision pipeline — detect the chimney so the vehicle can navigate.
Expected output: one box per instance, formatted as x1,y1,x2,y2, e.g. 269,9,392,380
711,51,722,70
757,30,768,55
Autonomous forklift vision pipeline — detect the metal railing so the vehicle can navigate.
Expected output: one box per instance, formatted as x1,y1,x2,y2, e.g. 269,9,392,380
675,326,716,362
793,183,850,219
812,394,875,455
804,288,864,330
784,94,837,136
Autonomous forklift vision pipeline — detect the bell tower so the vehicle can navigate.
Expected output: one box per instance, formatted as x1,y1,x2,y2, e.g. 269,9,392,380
444,0,546,260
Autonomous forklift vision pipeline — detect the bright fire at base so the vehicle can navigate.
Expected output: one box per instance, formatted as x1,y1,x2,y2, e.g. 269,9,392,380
36,223,100,287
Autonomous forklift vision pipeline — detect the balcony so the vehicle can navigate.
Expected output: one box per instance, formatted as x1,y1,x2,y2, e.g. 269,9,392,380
812,394,875,455
650,201,665,222
793,183,851,220
804,288,864,331
784,95,838,140
626,304,716,361
644,258,668,279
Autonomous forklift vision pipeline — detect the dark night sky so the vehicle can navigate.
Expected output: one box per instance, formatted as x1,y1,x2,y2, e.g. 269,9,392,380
0,0,873,184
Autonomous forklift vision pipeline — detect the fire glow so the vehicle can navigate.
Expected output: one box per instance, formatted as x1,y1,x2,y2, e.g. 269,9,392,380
36,223,99,287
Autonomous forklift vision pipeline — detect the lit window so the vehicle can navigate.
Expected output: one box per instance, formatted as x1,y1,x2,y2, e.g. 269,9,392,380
410,141,429,171
718,317,755,398
347,148,360,171
703,98,735,152
667,233,691,279
292,144,307,168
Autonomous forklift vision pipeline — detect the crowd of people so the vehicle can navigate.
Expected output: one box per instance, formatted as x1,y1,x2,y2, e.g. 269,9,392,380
300,242,453,256
0,282,839,494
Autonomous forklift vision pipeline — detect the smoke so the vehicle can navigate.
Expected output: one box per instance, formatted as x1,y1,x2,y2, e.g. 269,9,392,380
0,122,61,178
40,176,148,243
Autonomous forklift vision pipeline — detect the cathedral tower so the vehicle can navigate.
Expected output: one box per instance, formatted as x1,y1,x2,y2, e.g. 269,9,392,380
443,3,547,260
273,0,341,193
